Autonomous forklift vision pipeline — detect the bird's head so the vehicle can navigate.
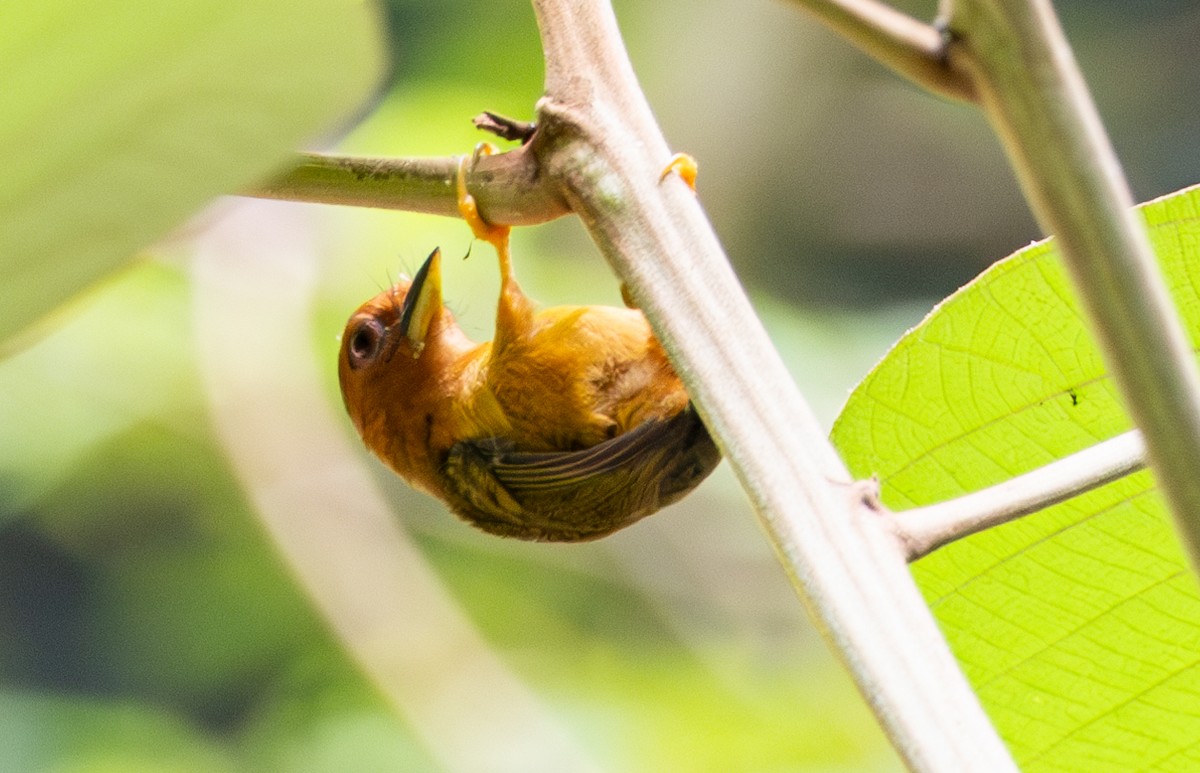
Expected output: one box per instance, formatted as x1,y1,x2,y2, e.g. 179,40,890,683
337,247,471,436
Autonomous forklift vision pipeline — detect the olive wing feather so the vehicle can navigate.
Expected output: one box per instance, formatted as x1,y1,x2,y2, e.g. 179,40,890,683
440,406,719,541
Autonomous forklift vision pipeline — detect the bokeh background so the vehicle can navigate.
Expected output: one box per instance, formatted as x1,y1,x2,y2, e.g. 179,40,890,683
5,1,1200,770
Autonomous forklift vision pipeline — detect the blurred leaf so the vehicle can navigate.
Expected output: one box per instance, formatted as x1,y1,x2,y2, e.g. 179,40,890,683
0,690,235,773
831,185,1200,770
0,0,384,347
0,263,199,515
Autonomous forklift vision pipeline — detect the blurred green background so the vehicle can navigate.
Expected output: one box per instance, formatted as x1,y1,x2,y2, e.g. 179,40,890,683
4,1,1199,771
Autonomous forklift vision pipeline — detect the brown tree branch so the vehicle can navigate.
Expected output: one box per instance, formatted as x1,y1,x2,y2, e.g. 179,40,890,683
530,1,1014,769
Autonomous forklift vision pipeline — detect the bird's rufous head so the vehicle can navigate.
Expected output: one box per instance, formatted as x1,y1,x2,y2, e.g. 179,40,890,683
337,247,467,436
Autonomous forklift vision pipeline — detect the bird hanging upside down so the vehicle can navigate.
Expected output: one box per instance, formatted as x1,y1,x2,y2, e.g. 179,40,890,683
337,149,718,541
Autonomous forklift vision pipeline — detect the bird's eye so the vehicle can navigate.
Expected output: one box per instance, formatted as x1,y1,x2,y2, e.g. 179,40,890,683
347,318,385,369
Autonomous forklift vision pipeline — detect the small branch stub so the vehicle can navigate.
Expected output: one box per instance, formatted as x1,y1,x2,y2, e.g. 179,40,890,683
473,111,538,144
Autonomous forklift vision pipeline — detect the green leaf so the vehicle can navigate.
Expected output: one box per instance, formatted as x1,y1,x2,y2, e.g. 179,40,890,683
831,184,1200,771
0,0,384,347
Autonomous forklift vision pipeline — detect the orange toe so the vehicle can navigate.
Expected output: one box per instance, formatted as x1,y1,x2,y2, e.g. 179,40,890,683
456,142,511,250
659,152,698,191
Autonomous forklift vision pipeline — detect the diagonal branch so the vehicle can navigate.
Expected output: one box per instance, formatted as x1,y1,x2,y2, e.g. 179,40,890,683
531,0,1014,770
783,0,976,102
946,0,1200,575
784,0,1200,577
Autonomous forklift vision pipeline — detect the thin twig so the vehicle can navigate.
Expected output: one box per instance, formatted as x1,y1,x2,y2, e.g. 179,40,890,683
784,0,976,102
948,0,1200,574
891,430,1146,562
245,147,569,224
531,0,1014,769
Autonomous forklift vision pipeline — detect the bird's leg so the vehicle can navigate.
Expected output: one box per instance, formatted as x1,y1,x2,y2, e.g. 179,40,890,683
456,143,533,351
456,143,510,268
612,153,698,311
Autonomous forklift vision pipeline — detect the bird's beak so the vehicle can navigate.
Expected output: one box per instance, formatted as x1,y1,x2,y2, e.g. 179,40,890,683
398,247,443,357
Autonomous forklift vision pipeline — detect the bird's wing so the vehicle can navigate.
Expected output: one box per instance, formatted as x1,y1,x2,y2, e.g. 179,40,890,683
460,409,687,492
439,406,719,541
